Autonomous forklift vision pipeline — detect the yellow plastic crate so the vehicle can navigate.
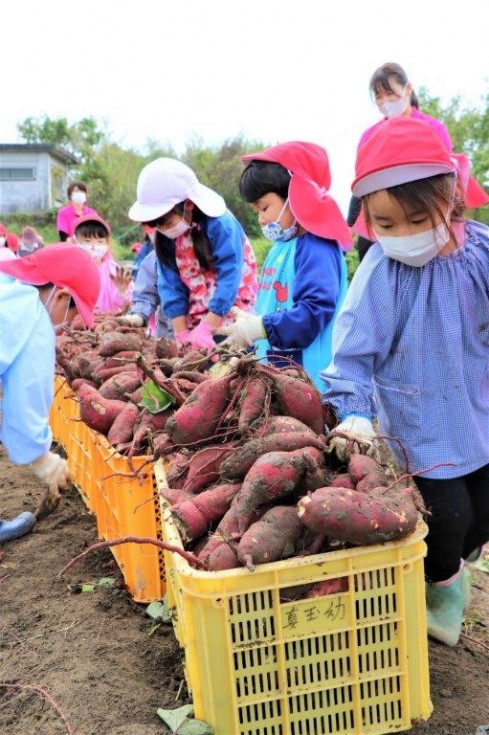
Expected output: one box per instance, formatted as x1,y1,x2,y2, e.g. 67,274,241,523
155,463,432,735
50,376,166,602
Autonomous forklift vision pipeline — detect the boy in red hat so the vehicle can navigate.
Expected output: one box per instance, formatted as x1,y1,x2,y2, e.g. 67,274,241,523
0,246,101,542
220,141,352,389
321,116,489,646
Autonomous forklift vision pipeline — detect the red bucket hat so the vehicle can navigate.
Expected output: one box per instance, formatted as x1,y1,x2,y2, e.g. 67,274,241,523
352,117,456,197
242,141,353,250
0,244,101,328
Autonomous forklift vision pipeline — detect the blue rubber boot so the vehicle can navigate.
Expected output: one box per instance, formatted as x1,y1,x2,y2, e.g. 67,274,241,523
0,512,37,544
425,570,468,647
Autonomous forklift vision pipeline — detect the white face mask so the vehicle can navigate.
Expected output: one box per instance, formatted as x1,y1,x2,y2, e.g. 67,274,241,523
71,191,87,205
44,285,71,331
377,221,449,267
0,236,6,247
76,241,108,260
159,217,191,239
378,90,409,119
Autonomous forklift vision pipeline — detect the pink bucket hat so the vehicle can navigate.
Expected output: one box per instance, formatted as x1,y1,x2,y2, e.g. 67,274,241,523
242,141,353,250
128,158,226,222
0,244,101,328
352,117,456,197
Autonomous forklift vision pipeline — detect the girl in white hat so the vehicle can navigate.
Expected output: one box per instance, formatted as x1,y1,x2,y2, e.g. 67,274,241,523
128,158,257,352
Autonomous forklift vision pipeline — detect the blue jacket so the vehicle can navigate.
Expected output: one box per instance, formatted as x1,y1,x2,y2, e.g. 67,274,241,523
0,274,54,463
156,210,248,318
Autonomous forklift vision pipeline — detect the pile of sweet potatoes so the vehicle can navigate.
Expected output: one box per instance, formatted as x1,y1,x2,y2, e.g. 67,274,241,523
55,315,215,456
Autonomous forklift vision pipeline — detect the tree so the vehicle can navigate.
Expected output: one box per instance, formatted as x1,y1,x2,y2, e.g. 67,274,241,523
418,87,489,223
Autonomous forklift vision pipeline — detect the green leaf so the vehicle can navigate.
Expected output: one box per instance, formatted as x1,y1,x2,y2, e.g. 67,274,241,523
157,705,194,732
178,718,215,734
138,380,175,414
97,577,117,588
146,599,172,623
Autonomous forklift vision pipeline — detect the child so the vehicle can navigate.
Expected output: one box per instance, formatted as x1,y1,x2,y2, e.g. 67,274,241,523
118,249,173,338
72,214,133,314
0,245,100,539
320,116,489,647
0,223,16,261
56,181,98,241
128,158,257,351
220,141,352,390
19,226,44,257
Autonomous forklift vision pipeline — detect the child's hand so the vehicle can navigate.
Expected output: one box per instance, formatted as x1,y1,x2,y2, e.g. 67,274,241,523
111,265,132,294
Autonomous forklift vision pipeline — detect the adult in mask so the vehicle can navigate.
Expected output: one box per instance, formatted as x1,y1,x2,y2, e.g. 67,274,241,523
56,181,98,242
219,142,352,390
0,246,101,543
321,117,489,647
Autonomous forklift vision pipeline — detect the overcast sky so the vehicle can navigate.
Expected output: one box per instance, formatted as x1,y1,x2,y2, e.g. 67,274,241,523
2,0,488,212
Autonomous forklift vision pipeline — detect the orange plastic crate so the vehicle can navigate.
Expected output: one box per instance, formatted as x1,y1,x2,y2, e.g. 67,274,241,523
50,376,166,602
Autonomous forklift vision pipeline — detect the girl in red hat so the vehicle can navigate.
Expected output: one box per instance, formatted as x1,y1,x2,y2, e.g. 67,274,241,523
220,141,352,390
321,116,489,647
348,62,453,261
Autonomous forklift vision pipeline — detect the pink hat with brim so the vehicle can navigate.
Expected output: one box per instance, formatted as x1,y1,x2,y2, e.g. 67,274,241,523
0,244,101,328
352,117,456,197
74,213,112,234
242,141,353,250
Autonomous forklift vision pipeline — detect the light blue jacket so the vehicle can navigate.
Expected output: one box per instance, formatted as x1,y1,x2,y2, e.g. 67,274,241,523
0,273,54,463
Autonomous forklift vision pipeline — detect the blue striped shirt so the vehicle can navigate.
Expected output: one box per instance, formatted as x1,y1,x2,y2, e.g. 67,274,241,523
319,220,489,479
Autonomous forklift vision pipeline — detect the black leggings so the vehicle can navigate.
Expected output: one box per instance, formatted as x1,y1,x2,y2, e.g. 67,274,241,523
414,463,489,583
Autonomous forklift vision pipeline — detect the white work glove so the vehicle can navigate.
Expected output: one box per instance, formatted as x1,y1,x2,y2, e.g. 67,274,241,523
327,415,380,462
117,313,145,327
31,451,71,491
219,311,266,350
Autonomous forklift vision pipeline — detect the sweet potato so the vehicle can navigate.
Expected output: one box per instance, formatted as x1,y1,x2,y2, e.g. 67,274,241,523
306,578,349,596
98,331,143,357
238,375,269,431
206,541,241,571
107,401,140,445
330,473,355,490
233,450,309,533
272,372,325,434
159,486,192,506
197,503,272,568
98,372,143,401
220,432,326,481
182,445,236,494
347,454,387,493
78,385,127,435
297,485,419,545
170,482,241,544
166,451,190,488
165,374,233,445
255,415,317,438
237,506,304,571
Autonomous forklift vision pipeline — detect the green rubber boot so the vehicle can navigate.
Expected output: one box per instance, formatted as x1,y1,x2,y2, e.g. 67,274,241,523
425,569,469,647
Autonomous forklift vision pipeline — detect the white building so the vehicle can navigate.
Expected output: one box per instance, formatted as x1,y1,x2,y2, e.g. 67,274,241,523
0,144,78,215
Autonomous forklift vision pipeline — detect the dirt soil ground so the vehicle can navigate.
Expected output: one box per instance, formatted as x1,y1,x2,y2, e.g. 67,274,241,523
1,444,488,735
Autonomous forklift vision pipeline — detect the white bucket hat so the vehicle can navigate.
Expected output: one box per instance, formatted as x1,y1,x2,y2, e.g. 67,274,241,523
128,158,226,222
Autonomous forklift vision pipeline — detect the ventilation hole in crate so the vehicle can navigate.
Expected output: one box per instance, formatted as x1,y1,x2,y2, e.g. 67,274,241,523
238,696,283,733
289,687,355,734
152,479,166,580
234,646,280,698
285,633,353,688
360,677,402,726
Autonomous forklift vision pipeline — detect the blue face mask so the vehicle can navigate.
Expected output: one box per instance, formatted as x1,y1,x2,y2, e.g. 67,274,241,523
261,199,298,242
